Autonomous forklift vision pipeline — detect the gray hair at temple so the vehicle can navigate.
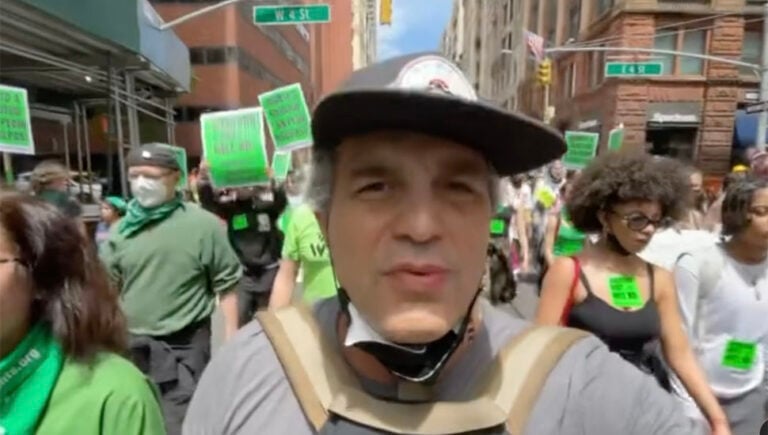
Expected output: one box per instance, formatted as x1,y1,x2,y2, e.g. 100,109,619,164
305,146,502,213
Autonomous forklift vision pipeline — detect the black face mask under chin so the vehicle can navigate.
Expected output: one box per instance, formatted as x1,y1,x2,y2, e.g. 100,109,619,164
605,232,633,257
338,288,479,386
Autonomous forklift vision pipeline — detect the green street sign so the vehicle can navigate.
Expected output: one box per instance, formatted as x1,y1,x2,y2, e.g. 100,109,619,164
604,61,663,77
258,83,312,151
200,108,270,188
0,84,34,155
608,127,624,151
156,143,188,190
254,4,331,25
272,151,292,181
563,131,599,170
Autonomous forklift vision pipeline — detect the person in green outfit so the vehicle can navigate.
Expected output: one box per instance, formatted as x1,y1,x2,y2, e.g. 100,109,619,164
542,171,586,268
0,190,166,435
100,144,242,435
270,203,337,308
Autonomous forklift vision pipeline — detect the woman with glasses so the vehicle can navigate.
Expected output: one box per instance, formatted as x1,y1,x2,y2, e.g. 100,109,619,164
0,191,165,434
536,152,730,435
674,176,768,435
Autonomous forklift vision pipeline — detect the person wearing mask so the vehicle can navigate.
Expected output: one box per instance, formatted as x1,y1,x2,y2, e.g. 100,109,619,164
198,163,287,326
184,53,705,435
30,160,82,219
674,176,768,434
536,152,730,435
100,144,242,435
95,196,126,246
0,191,165,435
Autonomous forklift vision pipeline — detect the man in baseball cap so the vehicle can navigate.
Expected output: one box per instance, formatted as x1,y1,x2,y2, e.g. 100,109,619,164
185,54,703,434
100,143,242,434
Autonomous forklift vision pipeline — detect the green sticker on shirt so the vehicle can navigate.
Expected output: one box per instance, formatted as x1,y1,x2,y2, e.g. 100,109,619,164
721,340,758,370
490,218,506,236
231,214,249,231
608,275,644,309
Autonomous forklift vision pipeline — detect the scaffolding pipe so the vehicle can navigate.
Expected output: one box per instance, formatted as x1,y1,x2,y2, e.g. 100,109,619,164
79,96,170,123
125,74,141,150
113,84,128,197
72,103,84,197
81,104,94,198
165,99,175,145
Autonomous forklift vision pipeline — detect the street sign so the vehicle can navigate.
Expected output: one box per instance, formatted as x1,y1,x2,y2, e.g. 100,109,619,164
746,101,768,114
604,61,663,77
254,5,331,25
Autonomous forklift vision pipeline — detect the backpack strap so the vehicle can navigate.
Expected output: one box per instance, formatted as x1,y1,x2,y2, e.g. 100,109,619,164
258,306,588,434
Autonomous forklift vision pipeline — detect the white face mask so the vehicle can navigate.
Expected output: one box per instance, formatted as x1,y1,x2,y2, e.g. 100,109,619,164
130,176,169,208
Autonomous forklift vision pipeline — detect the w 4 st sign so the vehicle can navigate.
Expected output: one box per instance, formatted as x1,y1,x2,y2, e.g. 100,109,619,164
253,5,331,25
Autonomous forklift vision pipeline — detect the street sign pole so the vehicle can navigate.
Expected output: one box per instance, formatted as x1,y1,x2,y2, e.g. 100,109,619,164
757,2,768,151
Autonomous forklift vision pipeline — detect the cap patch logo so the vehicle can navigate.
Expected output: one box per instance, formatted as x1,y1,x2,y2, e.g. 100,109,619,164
142,150,151,159
394,56,477,101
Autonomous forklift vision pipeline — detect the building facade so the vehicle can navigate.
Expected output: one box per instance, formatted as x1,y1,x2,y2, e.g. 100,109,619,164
442,0,524,108
518,0,765,174
310,0,355,99
153,0,317,159
352,0,378,69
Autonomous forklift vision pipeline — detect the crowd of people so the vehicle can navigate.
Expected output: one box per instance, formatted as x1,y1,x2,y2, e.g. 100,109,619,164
1,52,767,435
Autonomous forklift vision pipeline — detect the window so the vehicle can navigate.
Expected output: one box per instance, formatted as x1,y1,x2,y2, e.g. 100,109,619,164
653,33,676,75
741,31,762,76
680,30,705,74
568,0,581,40
595,0,614,17
564,63,576,98
653,28,707,75
590,47,605,88
529,1,539,32
547,0,557,44
508,0,514,21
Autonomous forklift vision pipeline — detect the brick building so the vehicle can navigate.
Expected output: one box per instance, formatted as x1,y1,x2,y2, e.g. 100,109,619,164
518,0,765,174
152,1,316,159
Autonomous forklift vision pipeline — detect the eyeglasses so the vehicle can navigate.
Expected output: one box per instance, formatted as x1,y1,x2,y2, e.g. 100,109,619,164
611,211,663,232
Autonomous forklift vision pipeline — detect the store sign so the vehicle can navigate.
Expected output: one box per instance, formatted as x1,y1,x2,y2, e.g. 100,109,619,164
577,119,600,130
650,113,699,123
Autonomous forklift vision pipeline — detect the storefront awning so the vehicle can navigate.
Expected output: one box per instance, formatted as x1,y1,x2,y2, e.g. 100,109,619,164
0,0,190,93
733,110,760,150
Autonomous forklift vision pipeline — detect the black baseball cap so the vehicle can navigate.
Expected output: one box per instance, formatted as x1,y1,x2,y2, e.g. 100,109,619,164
312,52,566,176
126,143,180,171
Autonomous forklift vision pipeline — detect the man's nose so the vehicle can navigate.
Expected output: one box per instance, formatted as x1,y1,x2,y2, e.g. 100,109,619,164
392,194,442,244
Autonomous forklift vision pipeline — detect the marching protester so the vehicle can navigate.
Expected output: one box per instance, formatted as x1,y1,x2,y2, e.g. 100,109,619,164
197,162,287,325
536,152,730,435
95,195,126,247
499,174,532,275
705,170,749,233
269,201,336,308
0,191,165,434
674,175,768,435
100,144,242,435
680,166,708,230
541,170,585,270
29,161,86,237
184,53,704,435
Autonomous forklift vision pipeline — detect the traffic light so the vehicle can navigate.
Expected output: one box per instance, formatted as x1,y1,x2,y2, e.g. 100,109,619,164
537,58,552,86
380,0,392,25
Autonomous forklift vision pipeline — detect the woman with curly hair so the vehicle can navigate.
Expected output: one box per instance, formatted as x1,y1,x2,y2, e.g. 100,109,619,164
535,152,730,435
0,191,165,434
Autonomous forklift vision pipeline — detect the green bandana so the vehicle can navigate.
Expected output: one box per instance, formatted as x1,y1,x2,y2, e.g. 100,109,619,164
118,194,183,238
0,324,64,435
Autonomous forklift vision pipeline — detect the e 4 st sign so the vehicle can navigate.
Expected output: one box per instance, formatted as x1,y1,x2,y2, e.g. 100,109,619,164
254,4,331,25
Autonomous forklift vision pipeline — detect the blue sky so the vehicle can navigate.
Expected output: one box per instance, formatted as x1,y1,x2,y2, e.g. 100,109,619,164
377,0,454,61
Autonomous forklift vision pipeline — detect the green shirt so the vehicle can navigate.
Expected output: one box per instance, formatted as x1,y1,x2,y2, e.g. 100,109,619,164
281,205,336,303
100,203,242,336
36,353,165,435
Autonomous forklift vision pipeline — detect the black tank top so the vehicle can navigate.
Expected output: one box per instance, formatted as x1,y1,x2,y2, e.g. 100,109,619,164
567,262,671,390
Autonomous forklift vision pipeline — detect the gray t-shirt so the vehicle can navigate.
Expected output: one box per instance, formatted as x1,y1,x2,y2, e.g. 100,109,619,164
183,300,704,434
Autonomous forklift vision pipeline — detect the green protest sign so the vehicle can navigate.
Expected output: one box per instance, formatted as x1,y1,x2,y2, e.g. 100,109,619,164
272,151,292,181
608,127,624,151
201,108,269,188
258,83,312,151
563,131,599,170
0,84,34,155
156,143,188,190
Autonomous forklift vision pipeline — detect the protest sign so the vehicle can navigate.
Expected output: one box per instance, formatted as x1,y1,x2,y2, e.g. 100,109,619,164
608,127,624,151
271,151,292,181
0,84,34,155
563,131,599,170
201,108,269,188
258,83,312,151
